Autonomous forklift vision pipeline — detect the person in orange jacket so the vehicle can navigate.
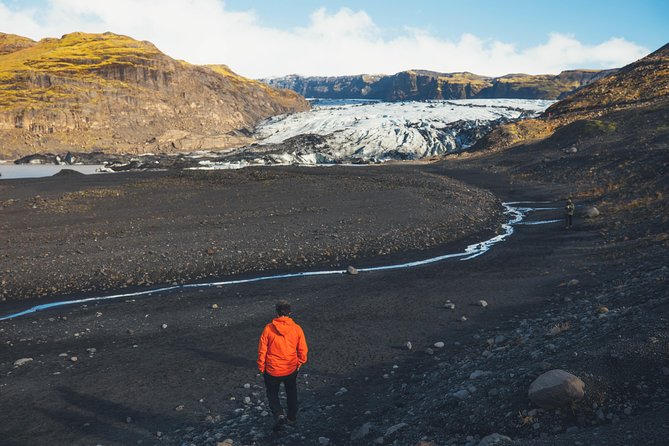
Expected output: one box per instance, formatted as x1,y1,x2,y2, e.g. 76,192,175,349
257,300,308,430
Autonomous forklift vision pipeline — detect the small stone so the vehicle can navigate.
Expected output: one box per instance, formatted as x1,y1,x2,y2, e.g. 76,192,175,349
453,389,469,399
70,356,78,362
175,404,185,411
478,300,488,307
405,341,412,350
373,437,385,445
126,416,133,423
623,407,632,415
243,396,251,404
425,348,434,355
597,306,609,314
318,437,330,445
567,279,580,287
347,266,358,275
58,353,68,357
86,348,97,354
243,383,251,389
335,387,348,396
211,304,219,309
469,370,486,379
460,316,468,322
217,440,234,446
351,422,372,441
444,303,456,310
384,422,407,436
14,358,33,367
434,341,445,348
161,324,168,329
478,433,512,445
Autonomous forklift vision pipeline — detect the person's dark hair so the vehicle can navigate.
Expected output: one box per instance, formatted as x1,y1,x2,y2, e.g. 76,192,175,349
276,300,291,316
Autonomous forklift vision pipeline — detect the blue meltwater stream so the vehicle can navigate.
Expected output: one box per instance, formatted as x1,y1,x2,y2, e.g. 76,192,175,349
0,202,561,321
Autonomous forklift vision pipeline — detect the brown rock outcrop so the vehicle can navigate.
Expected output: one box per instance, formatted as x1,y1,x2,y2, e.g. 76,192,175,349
0,32,310,159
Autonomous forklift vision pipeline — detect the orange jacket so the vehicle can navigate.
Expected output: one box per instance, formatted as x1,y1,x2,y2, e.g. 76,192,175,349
257,316,308,377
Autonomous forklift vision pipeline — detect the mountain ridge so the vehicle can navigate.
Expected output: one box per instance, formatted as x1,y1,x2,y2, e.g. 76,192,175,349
262,68,616,101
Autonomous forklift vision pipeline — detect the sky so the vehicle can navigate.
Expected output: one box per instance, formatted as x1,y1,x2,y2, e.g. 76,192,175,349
1,0,667,78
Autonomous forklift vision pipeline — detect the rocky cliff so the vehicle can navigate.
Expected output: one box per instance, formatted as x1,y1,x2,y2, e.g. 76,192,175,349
0,32,310,159
262,69,615,101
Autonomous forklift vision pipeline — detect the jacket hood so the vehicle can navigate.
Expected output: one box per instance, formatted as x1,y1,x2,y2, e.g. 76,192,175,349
272,316,295,336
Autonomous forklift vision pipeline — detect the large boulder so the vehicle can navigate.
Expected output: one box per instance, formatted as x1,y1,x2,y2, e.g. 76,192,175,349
528,369,585,409
584,206,600,218
478,433,512,445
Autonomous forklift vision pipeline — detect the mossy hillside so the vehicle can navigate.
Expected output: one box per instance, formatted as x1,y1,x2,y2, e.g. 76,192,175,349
472,44,668,155
547,43,669,115
0,32,310,158
0,33,36,55
0,32,168,109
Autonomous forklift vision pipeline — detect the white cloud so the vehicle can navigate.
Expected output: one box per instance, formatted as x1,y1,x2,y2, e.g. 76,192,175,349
0,0,650,78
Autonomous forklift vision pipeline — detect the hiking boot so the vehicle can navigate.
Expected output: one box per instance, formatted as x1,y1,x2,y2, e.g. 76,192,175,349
272,414,286,431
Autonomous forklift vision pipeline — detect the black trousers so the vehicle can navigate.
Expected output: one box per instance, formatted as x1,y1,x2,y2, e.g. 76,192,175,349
263,369,299,420
566,214,573,227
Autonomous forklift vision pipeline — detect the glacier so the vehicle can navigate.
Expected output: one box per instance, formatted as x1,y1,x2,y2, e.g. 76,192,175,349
185,99,553,168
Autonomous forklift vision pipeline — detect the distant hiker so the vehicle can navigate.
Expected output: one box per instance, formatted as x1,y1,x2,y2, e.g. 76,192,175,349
257,300,308,430
565,198,575,228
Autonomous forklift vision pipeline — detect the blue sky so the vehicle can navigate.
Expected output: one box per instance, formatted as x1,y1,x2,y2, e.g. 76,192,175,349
1,0,666,77
224,0,668,51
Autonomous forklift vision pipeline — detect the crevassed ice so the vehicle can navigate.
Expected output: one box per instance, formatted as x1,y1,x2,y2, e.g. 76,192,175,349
253,99,553,162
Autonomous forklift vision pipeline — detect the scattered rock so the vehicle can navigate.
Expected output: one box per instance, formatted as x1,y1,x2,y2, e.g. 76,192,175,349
460,316,468,322
211,304,219,309
478,300,489,307
335,387,348,396
70,356,78,362
567,279,580,287
351,422,373,441
528,369,585,409
347,266,359,275
405,341,413,350
478,433,512,445
175,404,185,411
444,303,456,310
453,389,469,399
434,341,445,348
584,206,600,218
425,348,434,355
216,440,234,446
384,422,407,437
469,370,487,379
13,358,33,367
318,437,330,445
597,306,609,314
161,324,168,329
